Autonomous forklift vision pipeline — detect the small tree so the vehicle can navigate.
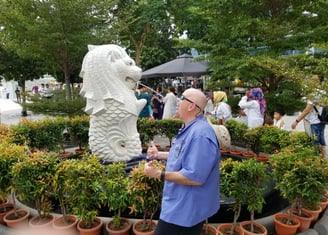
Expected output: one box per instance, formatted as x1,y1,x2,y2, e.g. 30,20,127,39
103,162,131,230
270,146,328,224
127,160,165,232
158,119,183,146
12,151,57,221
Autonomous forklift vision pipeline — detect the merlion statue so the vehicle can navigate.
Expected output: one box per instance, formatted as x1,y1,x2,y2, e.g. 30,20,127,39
79,44,146,162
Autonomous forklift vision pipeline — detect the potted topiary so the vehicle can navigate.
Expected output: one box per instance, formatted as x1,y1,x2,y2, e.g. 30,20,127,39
238,158,269,235
217,158,244,235
63,154,107,235
0,140,27,225
137,118,158,149
158,118,183,148
127,160,165,235
52,159,80,232
11,151,58,228
103,162,132,235
225,119,248,147
270,146,328,233
67,115,90,154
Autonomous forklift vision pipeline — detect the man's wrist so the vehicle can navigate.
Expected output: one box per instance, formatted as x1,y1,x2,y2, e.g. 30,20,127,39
295,119,300,123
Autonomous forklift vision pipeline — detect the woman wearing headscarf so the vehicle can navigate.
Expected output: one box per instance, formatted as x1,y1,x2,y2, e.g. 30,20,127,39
211,91,232,125
238,88,267,128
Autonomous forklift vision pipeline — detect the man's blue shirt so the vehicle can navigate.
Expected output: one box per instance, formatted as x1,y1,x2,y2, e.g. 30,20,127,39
160,115,220,227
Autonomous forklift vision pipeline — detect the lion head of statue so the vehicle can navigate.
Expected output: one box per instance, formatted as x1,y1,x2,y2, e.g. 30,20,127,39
80,44,143,116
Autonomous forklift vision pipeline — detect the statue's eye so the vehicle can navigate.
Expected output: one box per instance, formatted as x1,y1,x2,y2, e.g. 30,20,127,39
125,60,133,66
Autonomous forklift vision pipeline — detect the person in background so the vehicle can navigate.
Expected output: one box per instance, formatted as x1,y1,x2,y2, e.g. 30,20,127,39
291,76,326,157
151,87,164,120
135,83,152,118
144,88,220,235
203,90,214,115
162,86,178,119
238,88,266,128
273,109,286,129
211,91,232,125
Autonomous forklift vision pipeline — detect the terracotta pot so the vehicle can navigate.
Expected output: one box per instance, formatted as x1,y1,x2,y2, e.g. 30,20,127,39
106,218,132,235
75,148,86,155
3,209,30,229
0,203,14,225
289,208,314,232
52,215,78,233
240,221,267,235
320,196,328,211
241,152,256,158
302,206,322,222
272,213,300,235
29,214,55,228
202,223,217,235
256,154,269,163
77,217,103,235
220,147,230,154
217,223,244,235
132,220,157,235
59,151,73,159
229,150,243,156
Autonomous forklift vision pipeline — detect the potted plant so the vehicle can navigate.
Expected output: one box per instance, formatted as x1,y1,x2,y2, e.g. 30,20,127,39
238,158,269,235
270,146,328,233
52,159,80,232
11,151,58,228
225,119,248,147
158,119,182,147
103,162,132,235
63,154,107,235
67,115,89,154
127,160,165,235
217,158,244,235
137,118,158,146
0,140,27,225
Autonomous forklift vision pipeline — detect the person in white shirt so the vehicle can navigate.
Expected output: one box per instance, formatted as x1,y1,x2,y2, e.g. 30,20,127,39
273,109,285,129
211,91,232,125
162,86,178,119
238,88,267,128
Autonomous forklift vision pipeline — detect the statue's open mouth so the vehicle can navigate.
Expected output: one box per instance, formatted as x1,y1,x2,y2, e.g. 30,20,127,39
125,76,137,83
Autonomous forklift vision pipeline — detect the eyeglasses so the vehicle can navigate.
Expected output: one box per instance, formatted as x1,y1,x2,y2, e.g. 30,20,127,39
180,95,201,110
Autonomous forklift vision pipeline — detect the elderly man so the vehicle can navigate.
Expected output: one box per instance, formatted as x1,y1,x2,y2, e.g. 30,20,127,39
144,88,220,235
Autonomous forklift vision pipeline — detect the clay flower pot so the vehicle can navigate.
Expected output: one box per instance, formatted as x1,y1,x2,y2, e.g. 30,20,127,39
77,217,103,235
217,223,244,235
0,203,14,225
29,214,55,229
106,218,132,235
272,213,300,235
240,221,267,235
52,215,78,233
3,209,30,229
132,220,157,235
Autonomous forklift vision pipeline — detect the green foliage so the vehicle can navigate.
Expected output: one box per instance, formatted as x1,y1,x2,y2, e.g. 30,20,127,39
23,89,86,117
67,115,90,150
244,125,290,154
158,118,183,146
12,151,58,219
127,160,165,232
270,147,328,219
0,141,27,201
225,119,248,146
103,163,130,230
236,159,269,227
137,118,158,145
220,158,269,232
63,154,107,229
9,117,67,151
